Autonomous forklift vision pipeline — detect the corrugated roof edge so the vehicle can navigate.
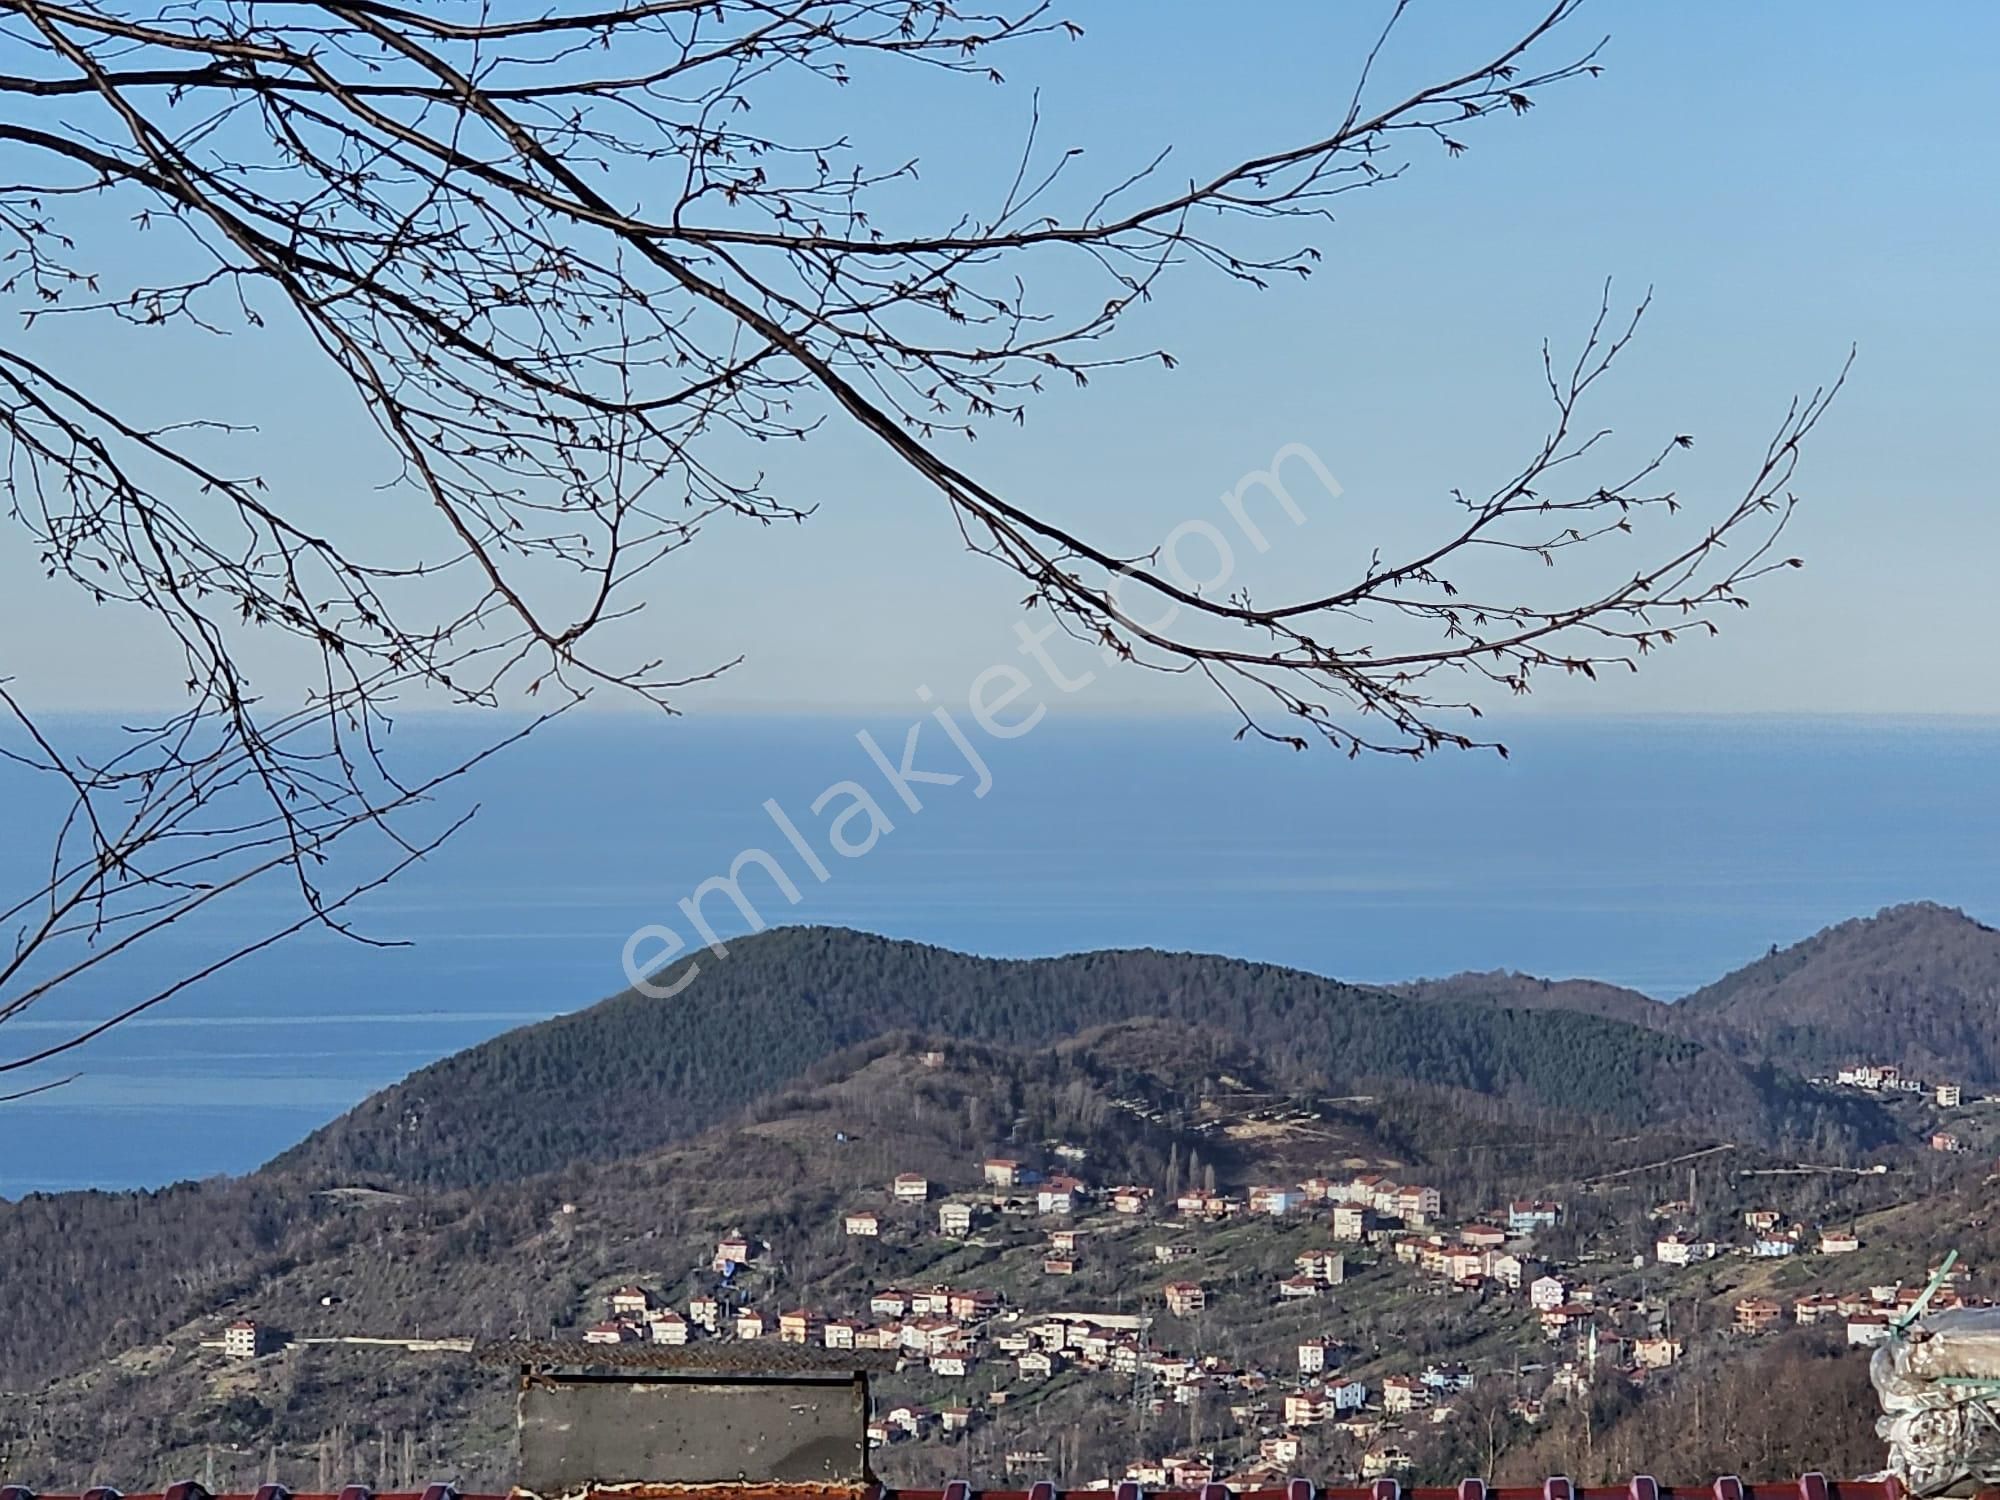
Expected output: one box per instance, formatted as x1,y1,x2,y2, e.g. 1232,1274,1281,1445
0,1474,1917,1500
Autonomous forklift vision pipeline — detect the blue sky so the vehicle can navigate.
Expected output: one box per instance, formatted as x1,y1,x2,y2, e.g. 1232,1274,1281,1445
4,0,1996,719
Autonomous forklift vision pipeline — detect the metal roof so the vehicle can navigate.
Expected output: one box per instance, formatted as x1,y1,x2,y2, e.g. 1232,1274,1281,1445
0,1474,1911,1500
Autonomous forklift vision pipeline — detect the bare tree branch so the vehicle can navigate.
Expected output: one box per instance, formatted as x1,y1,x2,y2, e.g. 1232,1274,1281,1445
0,0,1839,1072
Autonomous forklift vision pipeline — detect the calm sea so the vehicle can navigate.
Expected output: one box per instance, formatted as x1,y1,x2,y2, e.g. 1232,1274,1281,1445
3,713,1994,1196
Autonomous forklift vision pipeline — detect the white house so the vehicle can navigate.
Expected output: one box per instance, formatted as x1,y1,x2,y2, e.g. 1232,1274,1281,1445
904,1318,964,1355
1262,1435,1302,1467
1656,1235,1717,1266
1294,1249,1345,1284
648,1310,690,1345
1363,1448,1414,1480
1112,1186,1154,1215
845,1211,881,1237
823,1318,860,1350
1529,1275,1570,1311
1298,1338,1329,1374
223,1319,262,1359
1397,1184,1442,1225
1382,1376,1430,1414
893,1173,930,1202
938,1202,975,1236
1849,1315,1892,1347
1423,1362,1474,1393
1508,1200,1563,1234
1283,1390,1333,1428
1037,1175,1085,1215
1631,1336,1682,1370
1443,1246,1486,1284
1249,1185,1302,1216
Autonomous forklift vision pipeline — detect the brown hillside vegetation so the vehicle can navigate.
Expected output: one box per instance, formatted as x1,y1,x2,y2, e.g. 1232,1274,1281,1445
1678,904,2000,1083
0,1022,1971,1492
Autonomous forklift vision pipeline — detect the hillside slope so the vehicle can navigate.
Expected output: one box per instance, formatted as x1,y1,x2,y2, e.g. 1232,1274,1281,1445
0,1022,1947,1494
0,1024,1587,1480
0,1023,1505,1394
272,928,1887,1189
1677,903,2000,1082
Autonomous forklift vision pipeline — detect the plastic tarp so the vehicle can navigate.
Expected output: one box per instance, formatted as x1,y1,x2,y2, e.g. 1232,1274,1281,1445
1873,1308,2000,1495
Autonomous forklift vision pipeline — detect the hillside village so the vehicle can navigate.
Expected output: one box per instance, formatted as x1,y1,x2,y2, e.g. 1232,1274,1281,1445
238,1047,1975,1493
16,1016,1999,1495
531,1157,1969,1489
1821,1064,1987,1154
11,910,2000,1500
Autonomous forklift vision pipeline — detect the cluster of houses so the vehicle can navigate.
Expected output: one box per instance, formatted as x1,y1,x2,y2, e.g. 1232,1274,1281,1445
1111,1437,1413,1493
577,1153,1578,1406
1732,1274,1972,1344
570,1152,1508,1467
585,1275,1008,1358
568,1137,1973,1482
1369,1203,1572,1319
840,1158,1453,1284
1832,1063,1959,1106
1653,1208,1863,1265
1824,1066,1979,1154
845,1161,1118,1242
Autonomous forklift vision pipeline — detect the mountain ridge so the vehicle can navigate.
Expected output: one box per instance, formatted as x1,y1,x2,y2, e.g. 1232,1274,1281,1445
1672,901,2000,1083
1387,970,1670,1030
271,925,1890,1191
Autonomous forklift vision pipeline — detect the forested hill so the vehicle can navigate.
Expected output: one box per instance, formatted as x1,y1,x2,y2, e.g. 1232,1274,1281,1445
1388,970,1670,1030
1675,902,2000,1083
273,927,1888,1190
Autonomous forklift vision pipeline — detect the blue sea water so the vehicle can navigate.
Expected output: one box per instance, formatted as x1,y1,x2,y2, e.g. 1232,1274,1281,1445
1,712,1995,1196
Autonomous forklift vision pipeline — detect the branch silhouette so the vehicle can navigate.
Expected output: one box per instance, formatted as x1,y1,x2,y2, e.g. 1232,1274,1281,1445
0,0,1840,1071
